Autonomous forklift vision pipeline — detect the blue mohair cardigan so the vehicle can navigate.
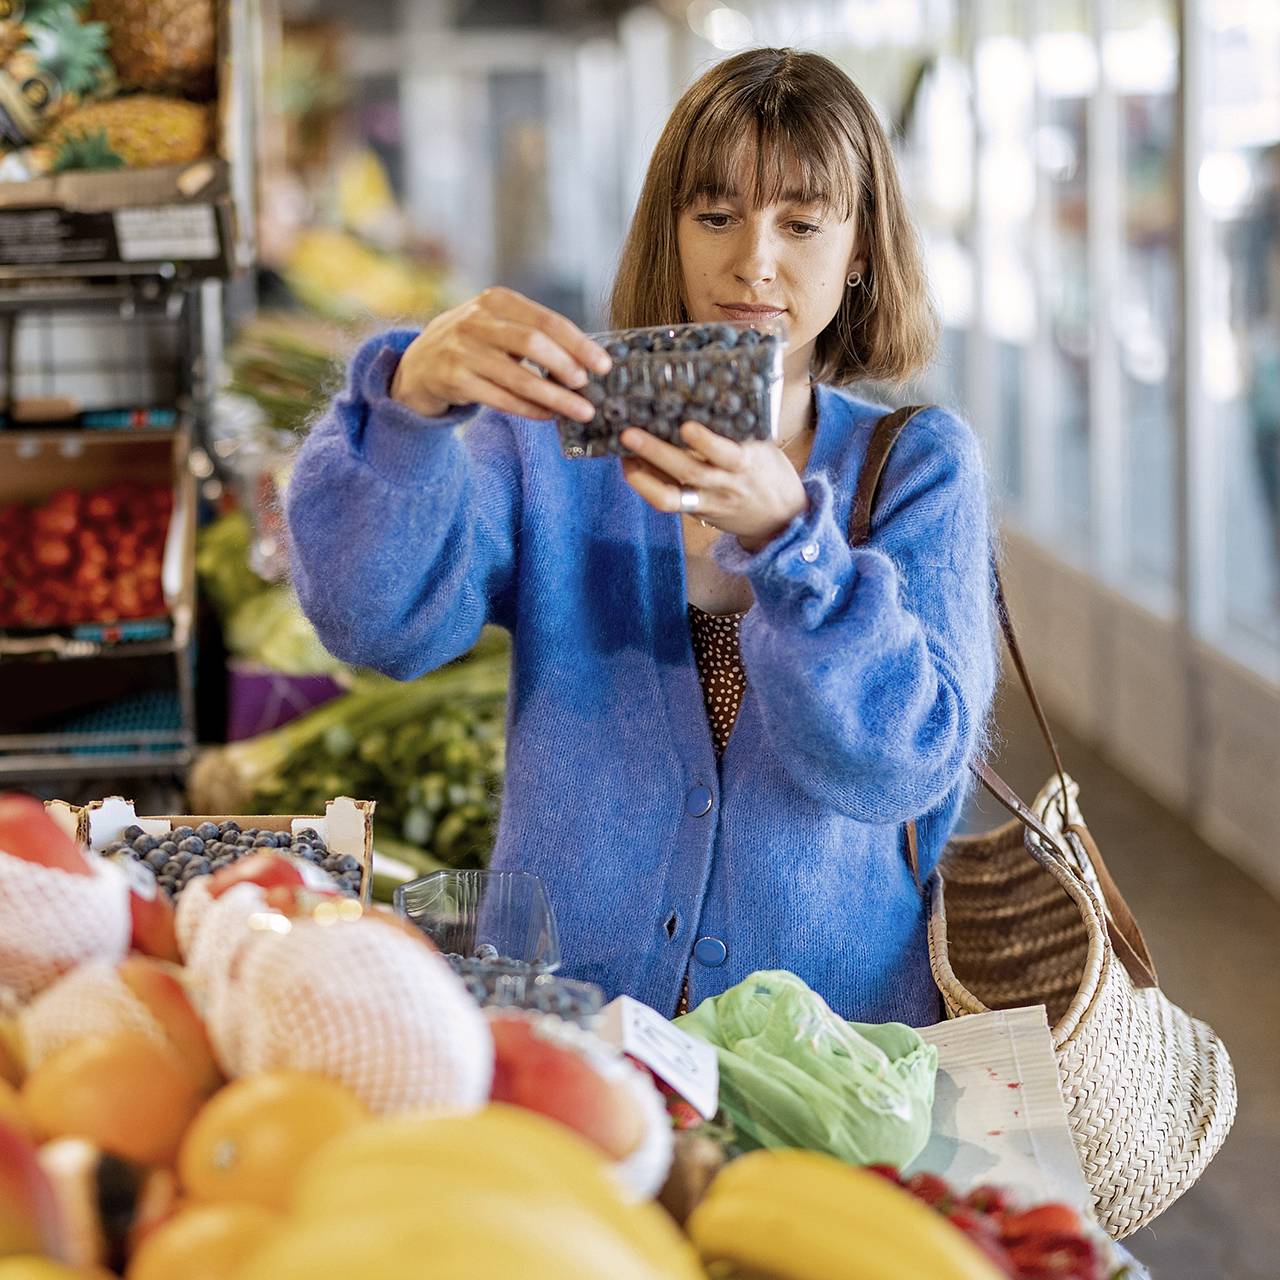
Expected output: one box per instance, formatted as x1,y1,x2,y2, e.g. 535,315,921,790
287,329,999,1026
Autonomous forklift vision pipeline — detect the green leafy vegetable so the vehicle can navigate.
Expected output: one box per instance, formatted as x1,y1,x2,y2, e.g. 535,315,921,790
675,970,937,1169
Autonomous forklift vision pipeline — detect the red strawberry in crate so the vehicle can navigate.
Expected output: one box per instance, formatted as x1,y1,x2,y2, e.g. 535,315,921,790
946,1204,1015,1274
1004,1233,1100,1280
904,1169,954,1210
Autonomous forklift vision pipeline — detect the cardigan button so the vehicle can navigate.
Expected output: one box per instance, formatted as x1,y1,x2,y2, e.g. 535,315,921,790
801,541,820,563
685,784,713,817
693,936,728,967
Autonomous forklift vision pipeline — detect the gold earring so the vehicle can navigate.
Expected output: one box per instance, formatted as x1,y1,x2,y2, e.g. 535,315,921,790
846,271,863,288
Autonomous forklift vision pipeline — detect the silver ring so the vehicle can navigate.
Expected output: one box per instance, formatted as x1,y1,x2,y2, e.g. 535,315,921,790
678,485,701,514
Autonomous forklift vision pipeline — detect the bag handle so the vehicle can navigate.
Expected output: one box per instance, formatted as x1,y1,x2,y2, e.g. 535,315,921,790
851,406,1160,990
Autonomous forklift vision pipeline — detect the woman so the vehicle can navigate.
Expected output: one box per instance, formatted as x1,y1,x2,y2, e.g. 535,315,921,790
287,48,998,1025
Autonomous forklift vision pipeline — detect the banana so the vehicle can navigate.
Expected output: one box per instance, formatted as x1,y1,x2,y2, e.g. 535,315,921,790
290,1105,702,1279
687,1150,1004,1280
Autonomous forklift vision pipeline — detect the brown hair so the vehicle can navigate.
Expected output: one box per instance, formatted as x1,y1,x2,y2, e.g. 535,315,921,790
609,48,937,386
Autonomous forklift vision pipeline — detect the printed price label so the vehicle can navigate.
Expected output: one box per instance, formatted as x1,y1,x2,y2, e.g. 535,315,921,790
597,995,719,1120
115,204,219,261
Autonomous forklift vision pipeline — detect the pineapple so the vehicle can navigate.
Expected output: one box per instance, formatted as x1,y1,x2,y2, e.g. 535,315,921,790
88,0,214,100
48,93,211,170
0,2,112,145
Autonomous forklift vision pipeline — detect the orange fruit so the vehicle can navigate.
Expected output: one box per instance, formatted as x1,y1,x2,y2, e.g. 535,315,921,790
0,1018,24,1087
21,1033,205,1166
0,1078,30,1137
125,1203,279,1280
178,1072,367,1211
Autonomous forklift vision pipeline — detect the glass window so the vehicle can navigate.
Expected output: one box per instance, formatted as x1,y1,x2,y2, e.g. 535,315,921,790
1112,0,1179,593
1203,3,1280,649
1036,0,1095,550
975,0,1035,506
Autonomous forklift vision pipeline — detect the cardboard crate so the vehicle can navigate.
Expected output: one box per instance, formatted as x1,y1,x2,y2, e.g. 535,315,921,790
0,429,195,655
45,794,376,905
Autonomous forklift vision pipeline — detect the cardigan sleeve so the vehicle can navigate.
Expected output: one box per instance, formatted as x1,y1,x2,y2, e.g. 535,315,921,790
713,406,998,828
286,328,523,681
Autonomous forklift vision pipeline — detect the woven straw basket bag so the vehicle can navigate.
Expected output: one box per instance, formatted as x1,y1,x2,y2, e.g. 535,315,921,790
855,408,1238,1241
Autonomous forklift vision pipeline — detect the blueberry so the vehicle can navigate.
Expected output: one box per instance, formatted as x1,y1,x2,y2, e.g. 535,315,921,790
122,825,145,842
158,840,178,855
132,834,159,854
473,942,500,962
274,832,293,848
195,822,219,842
295,828,320,843
603,339,628,361
170,826,194,841
739,410,758,432
161,860,182,878
177,836,204,855
714,390,744,415
186,862,212,879
144,849,167,871
737,327,761,346
333,854,361,875
709,323,739,347
709,364,736,389
237,833,257,848
219,820,241,836
690,381,716,406
625,397,654,425
601,396,628,424
623,329,654,352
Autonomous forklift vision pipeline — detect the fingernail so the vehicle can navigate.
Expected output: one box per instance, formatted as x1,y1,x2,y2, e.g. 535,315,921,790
591,345,612,373
567,367,588,388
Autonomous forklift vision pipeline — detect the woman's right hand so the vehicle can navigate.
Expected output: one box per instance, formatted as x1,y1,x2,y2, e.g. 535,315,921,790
390,286,613,422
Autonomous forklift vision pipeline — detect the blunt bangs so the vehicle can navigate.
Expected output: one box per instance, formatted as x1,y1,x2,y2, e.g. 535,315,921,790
672,90,858,223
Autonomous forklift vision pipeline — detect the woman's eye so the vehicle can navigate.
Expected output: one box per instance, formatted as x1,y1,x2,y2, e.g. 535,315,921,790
789,222,821,237
696,213,732,229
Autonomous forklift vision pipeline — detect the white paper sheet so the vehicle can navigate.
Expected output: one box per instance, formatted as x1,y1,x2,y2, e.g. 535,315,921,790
906,1007,1154,1275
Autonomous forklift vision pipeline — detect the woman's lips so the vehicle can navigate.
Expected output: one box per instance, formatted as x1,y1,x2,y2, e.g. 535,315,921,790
716,303,786,318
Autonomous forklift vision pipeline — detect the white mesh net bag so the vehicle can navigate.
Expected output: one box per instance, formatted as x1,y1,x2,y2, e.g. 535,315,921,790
224,913,494,1115
174,874,215,960
18,959,165,1069
0,854,130,1005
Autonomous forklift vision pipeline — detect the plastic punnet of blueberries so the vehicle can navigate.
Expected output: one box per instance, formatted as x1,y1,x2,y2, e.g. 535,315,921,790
98,821,364,900
554,318,787,459
441,944,605,1026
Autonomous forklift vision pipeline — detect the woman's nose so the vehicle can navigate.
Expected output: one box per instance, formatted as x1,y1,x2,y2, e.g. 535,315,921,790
732,225,776,289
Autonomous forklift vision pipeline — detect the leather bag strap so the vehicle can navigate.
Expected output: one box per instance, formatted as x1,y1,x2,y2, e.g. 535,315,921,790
849,406,1160,989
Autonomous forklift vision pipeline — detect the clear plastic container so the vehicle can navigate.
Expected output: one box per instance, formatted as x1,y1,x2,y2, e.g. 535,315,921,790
393,869,561,973
554,318,787,459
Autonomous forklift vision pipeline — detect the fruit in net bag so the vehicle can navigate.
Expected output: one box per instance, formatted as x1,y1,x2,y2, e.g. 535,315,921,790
216,910,493,1115
0,797,129,1004
18,957,221,1092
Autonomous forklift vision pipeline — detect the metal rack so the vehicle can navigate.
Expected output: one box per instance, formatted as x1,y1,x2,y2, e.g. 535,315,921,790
0,275,213,784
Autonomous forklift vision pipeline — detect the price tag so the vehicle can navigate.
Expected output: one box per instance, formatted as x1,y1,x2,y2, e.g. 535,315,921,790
115,204,219,261
597,995,719,1121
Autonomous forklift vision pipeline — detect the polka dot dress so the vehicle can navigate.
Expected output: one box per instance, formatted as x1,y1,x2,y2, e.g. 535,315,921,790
687,603,749,758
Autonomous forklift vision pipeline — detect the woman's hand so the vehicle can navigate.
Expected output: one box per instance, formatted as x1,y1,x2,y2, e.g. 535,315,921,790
391,286,612,422
620,422,809,552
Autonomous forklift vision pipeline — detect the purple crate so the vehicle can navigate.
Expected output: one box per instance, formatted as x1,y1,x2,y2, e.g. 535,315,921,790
226,661,345,742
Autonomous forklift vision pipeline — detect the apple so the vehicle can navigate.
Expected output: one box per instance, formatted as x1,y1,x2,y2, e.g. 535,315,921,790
488,1016,646,1162
209,853,306,900
0,795,91,876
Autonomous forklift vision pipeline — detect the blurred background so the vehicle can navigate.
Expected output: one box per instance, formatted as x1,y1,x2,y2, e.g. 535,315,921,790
0,2,1275,1275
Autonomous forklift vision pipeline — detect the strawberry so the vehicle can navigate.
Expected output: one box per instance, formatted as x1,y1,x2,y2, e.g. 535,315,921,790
904,1170,954,1210
0,793,92,876
1002,1203,1085,1241
946,1205,1014,1271
865,1163,904,1185
965,1182,1015,1217
1005,1233,1100,1280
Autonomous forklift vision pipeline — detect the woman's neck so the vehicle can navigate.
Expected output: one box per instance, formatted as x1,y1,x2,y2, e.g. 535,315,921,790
776,372,815,452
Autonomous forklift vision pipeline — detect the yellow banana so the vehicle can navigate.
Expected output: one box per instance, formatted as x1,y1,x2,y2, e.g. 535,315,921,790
688,1150,1004,1280
291,1105,701,1279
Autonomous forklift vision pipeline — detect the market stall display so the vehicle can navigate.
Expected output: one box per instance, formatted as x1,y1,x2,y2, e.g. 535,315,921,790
0,789,1145,1279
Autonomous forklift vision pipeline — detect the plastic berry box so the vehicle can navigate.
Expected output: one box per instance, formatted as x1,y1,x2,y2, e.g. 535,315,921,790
554,318,787,459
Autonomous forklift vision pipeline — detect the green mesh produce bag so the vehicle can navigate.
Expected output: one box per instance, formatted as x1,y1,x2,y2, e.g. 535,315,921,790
674,970,937,1168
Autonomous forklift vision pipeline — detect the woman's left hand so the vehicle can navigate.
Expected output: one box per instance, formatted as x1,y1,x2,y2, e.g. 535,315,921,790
619,421,808,552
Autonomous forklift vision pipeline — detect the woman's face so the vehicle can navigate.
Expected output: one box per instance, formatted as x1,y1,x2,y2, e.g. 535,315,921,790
676,146,864,381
